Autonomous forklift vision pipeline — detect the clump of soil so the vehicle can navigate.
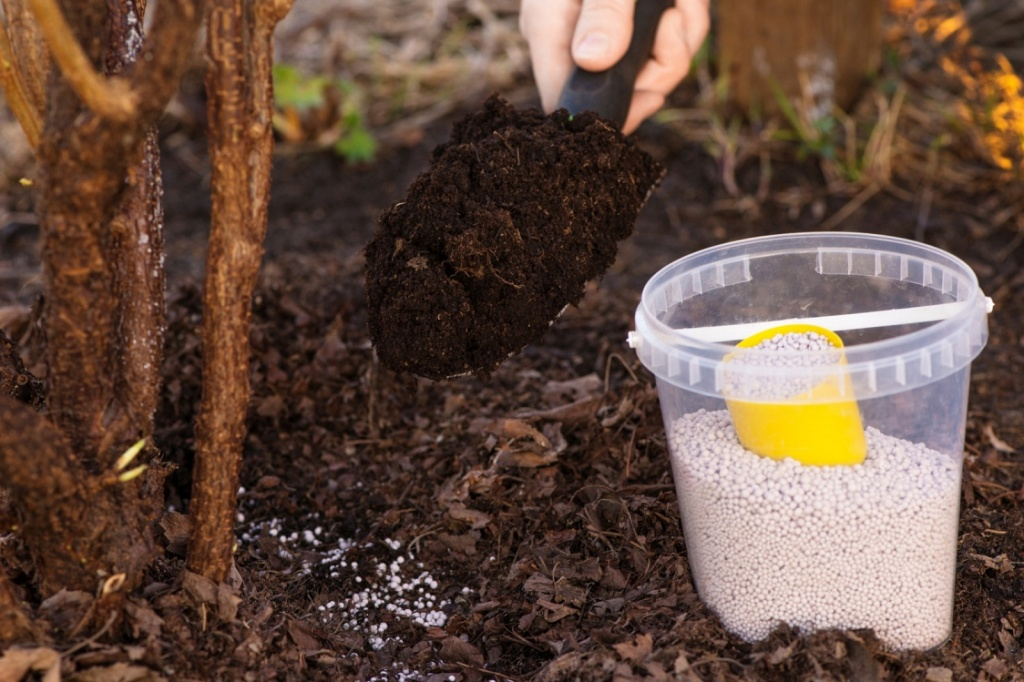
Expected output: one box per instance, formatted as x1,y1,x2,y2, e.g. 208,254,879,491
365,94,664,380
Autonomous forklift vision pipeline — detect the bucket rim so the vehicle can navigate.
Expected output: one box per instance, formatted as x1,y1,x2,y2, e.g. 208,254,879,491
631,232,991,401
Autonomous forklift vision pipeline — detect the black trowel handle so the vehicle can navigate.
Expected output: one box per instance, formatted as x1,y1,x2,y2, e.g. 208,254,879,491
556,0,673,129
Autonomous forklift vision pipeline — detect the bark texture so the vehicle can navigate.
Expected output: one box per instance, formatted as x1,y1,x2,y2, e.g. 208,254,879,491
0,398,171,597
38,0,198,465
106,0,167,441
187,0,292,581
0,0,200,597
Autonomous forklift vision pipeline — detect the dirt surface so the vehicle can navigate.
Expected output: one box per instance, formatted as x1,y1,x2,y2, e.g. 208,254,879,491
2,3,1024,680
365,95,663,380
6,108,1024,682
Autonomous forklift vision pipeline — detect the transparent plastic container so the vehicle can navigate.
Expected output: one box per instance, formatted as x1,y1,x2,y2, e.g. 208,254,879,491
628,232,991,650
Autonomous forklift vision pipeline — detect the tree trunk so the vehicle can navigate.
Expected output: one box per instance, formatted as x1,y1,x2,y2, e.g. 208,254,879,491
717,0,884,120
106,0,166,441
0,0,200,598
38,0,186,463
187,0,292,582
0,398,168,597
38,0,127,461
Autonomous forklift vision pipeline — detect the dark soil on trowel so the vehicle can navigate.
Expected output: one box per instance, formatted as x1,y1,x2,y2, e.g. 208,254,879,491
365,95,664,380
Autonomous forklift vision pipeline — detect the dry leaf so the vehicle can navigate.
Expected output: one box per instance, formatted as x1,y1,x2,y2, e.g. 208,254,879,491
124,600,165,639
67,663,165,682
925,667,953,682
997,628,1017,656
181,570,241,622
447,503,491,529
552,577,586,608
39,589,93,634
642,660,669,681
541,422,567,453
286,618,321,652
158,511,191,557
535,652,583,682
438,636,484,667
543,374,602,404
256,394,286,419
437,532,478,556
523,573,554,599
536,599,577,623
847,640,883,682
592,598,625,616
968,553,1014,573
475,418,551,448
0,647,61,682
981,657,1008,678
217,582,242,622
765,642,796,665
493,447,558,469
436,472,471,509
613,633,653,662
181,570,217,605
233,632,264,667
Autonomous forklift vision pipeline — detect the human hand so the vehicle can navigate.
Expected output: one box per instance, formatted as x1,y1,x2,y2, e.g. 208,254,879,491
519,0,710,134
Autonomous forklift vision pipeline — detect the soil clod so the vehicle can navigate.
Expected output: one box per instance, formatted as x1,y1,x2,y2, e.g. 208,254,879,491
365,94,664,379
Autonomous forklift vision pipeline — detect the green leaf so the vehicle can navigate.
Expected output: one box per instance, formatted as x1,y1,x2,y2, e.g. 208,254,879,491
334,125,377,164
273,64,329,109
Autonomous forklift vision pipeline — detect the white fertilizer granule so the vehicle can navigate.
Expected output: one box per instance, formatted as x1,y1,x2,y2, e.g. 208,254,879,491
724,331,845,401
667,409,961,650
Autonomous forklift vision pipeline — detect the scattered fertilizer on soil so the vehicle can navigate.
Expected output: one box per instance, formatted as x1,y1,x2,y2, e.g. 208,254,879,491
667,409,961,650
365,94,664,380
237,512,455,656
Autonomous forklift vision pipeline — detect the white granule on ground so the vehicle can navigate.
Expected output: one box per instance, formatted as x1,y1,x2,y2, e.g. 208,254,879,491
668,409,961,650
237,510,452,658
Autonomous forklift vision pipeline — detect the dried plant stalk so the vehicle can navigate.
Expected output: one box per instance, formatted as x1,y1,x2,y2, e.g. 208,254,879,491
0,22,41,147
1,0,47,112
188,0,294,582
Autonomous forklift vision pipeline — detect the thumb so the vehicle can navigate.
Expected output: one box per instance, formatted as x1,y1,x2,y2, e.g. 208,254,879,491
571,0,635,72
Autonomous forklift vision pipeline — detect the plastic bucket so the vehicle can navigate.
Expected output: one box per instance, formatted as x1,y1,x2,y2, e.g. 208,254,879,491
629,232,990,650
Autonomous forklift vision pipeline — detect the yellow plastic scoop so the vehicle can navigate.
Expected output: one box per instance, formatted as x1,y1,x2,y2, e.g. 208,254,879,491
724,323,866,466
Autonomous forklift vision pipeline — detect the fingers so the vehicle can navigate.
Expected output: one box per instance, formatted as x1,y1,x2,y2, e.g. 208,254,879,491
521,0,712,130
622,91,666,135
677,0,711,59
520,0,580,112
624,1,711,133
570,0,636,72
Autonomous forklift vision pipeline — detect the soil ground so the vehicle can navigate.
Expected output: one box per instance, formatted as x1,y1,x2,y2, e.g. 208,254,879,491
1,2,1024,681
